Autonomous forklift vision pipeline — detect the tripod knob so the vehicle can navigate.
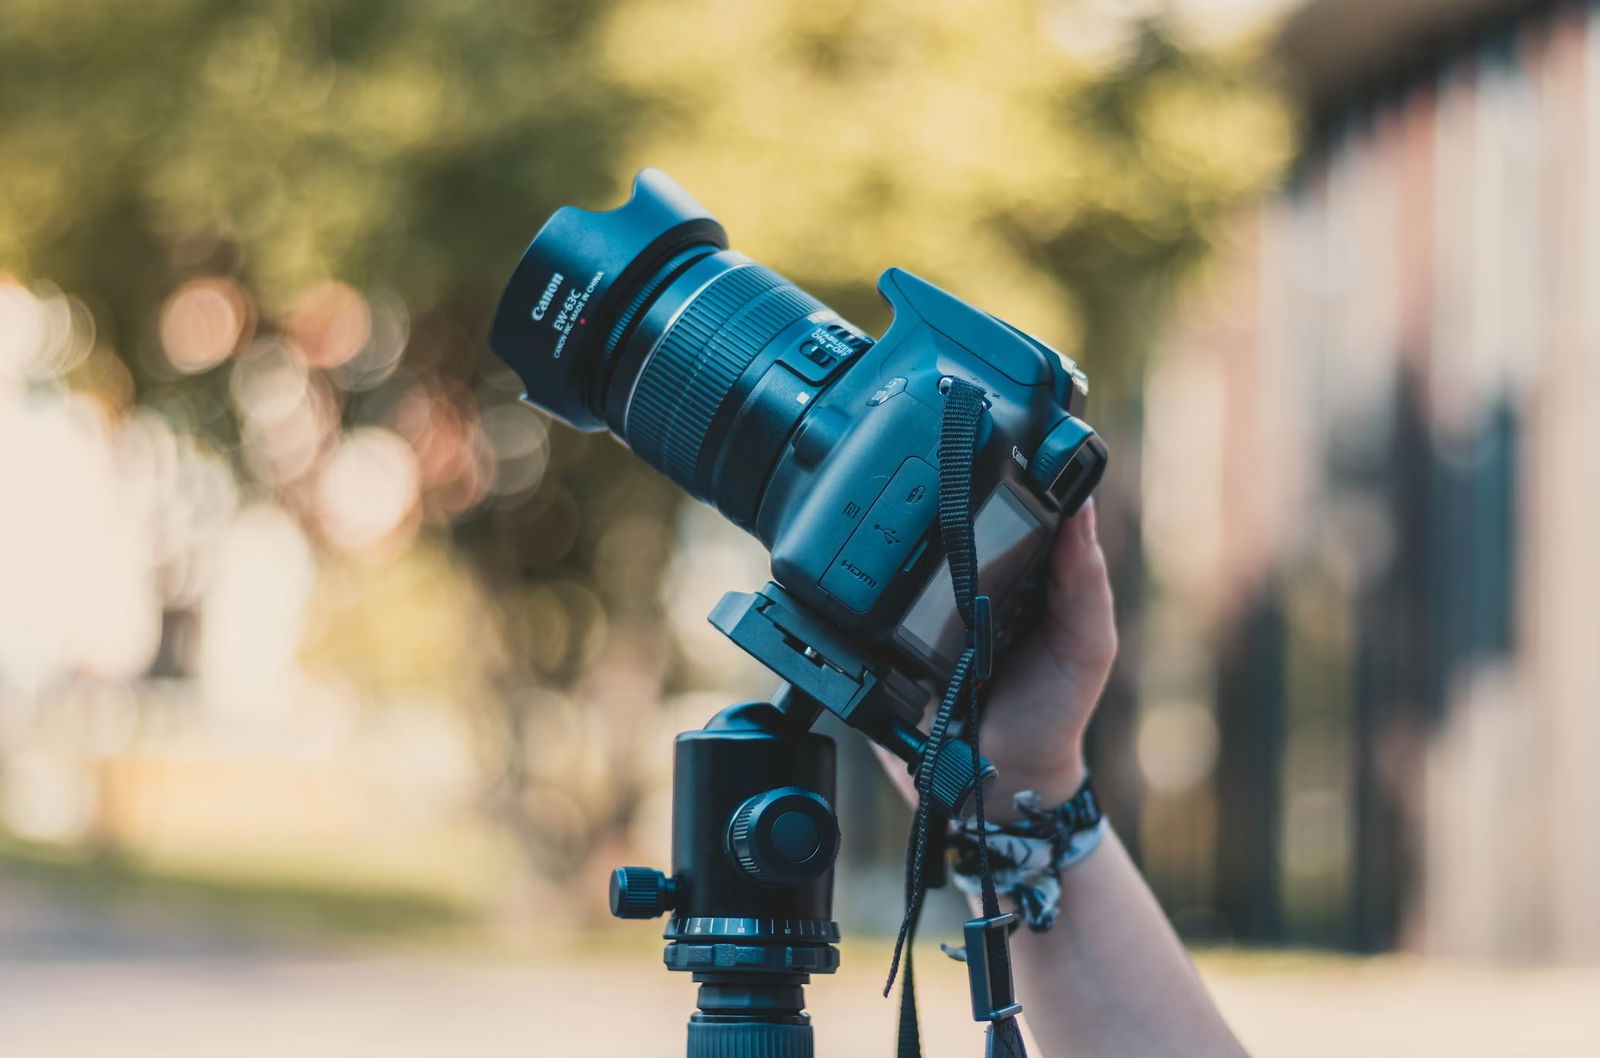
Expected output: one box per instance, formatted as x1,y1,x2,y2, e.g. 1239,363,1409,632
923,736,998,819
610,866,679,919
727,787,840,886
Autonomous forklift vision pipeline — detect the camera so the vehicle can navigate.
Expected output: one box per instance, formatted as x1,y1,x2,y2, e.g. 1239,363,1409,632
490,170,1106,812
490,170,1106,1057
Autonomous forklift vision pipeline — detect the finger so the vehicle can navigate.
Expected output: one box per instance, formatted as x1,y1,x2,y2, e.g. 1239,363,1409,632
1046,499,1117,664
1049,497,1103,592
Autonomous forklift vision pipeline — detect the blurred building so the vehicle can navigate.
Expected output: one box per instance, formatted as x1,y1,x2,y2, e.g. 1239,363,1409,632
1149,0,1600,960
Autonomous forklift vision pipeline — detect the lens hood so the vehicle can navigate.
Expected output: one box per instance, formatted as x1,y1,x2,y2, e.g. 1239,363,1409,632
489,169,728,430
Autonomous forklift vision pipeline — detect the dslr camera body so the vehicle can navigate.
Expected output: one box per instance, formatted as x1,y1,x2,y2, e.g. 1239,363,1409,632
491,171,1105,768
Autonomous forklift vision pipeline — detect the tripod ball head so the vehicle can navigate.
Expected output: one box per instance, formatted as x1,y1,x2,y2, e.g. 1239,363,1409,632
609,698,841,1058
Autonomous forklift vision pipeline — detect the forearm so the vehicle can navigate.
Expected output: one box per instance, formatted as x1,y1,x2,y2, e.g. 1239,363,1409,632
975,827,1248,1058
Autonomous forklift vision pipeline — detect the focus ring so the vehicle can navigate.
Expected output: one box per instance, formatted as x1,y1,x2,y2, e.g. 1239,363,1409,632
626,265,824,496
605,243,714,358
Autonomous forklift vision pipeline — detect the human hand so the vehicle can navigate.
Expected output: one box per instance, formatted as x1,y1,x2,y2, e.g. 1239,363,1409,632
877,499,1118,818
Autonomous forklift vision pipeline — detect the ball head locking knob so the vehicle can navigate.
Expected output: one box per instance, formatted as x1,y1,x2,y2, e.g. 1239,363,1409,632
726,787,841,886
609,866,679,919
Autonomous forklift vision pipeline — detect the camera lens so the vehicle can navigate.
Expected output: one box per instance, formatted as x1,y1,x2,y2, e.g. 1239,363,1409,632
618,254,832,503
491,170,869,530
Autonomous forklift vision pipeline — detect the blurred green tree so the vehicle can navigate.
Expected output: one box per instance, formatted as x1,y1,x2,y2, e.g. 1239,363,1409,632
601,1,1289,404
0,0,1289,905
0,0,680,890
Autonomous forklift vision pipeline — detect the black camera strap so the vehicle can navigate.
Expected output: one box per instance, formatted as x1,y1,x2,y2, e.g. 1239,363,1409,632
885,377,1028,1058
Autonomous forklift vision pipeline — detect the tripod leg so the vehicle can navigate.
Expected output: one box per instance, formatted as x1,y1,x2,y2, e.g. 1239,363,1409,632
688,975,813,1058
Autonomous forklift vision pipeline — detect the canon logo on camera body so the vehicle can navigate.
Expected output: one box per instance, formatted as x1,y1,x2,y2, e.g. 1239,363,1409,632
530,272,564,321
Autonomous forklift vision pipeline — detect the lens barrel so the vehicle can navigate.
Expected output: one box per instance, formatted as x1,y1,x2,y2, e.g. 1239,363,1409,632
491,171,867,531
621,258,827,497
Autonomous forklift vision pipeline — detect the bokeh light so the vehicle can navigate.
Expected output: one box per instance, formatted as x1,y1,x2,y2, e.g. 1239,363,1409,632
287,281,371,370
231,338,337,486
389,384,490,518
334,289,409,391
1136,697,1221,793
197,503,316,722
313,427,422,554
479,401,548,501
159,277,252,374
0,280,93,383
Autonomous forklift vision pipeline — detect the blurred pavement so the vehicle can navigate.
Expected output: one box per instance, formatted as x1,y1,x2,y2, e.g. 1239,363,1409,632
1,931,1591,1057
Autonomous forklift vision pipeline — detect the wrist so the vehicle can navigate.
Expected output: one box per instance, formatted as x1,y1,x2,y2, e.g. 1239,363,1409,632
984,748,1087,823
947,770,1107,932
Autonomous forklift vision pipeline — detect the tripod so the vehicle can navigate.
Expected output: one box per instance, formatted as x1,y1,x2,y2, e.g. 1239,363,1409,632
610,688,842,1058
610,583,1008,1057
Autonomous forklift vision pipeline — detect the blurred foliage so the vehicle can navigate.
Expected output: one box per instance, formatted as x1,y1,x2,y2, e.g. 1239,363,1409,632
604,0,1291,406
300,536,503,696
0,0,1290,894
0,0,633,323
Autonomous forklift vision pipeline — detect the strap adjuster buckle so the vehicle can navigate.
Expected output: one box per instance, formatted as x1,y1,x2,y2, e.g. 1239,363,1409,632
970,594,994,681
962,912,1023,1022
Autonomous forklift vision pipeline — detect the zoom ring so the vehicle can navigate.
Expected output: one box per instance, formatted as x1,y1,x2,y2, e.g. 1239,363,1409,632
626,265,824,495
